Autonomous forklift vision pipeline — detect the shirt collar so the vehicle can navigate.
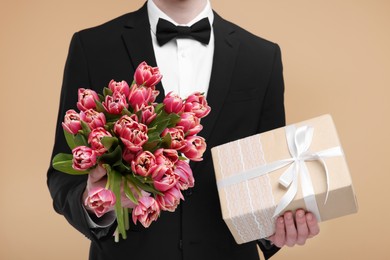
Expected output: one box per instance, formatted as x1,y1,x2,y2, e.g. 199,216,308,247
147,0,214,35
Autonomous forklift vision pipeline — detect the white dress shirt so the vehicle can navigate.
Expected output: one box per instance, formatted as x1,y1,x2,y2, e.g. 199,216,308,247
147,0,214,98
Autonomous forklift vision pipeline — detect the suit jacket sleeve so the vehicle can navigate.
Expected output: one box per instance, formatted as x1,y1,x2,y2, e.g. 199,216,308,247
47,32,115,243
257,43,286,134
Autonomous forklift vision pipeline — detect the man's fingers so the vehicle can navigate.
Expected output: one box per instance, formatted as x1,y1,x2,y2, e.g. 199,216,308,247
284,211,297,247
306,212,320,238
295,209,309,245
88,165,107,183
270,216,286,248
269,210,320,249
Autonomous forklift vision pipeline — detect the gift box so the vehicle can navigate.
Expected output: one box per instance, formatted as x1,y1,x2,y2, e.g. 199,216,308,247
211,114,358,244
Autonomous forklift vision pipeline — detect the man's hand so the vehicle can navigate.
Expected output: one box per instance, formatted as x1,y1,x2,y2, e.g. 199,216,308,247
268,209,320,247
82,164,142,213
82,165,108,212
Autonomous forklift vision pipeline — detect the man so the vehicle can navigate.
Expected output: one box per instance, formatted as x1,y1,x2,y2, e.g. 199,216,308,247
47,0,319,259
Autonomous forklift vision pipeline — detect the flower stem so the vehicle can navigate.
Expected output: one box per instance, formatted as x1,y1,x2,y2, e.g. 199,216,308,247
114,227,119,243
124,208,129,230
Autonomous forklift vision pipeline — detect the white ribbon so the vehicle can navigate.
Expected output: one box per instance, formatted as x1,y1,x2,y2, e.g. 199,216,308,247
216,124,344,221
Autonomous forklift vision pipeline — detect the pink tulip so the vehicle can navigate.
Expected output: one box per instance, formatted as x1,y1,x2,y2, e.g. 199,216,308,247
154,148,179,169
138,105,157,125
153,169,179,192
77,88,99,111
62,109,81,134
84,186,116,217
163,91,184,114
80,109,106,130
156,186,183,212
134,61,162,89
161,127,186,150
102,91,129,114
176,112,203,136
131,151,156,177
174,160,194,190
121,128,148,152
108,80,130,97
113,115,139,136
72,146,97,170
128,84,158,110
114,116,148,152
180,136,206,162
122,147,137,164
88,127,112,156
114,114,138,136
150,163,170,181
132,196,160,228
184,92,211,118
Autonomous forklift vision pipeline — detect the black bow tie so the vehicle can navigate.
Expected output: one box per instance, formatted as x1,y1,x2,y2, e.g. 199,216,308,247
156,17,211,46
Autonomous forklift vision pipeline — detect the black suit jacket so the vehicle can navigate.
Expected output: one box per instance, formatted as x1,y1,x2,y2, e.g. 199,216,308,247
47,3,285,260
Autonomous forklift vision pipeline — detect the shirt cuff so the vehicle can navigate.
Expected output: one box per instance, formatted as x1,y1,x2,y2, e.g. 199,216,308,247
258,238,274,250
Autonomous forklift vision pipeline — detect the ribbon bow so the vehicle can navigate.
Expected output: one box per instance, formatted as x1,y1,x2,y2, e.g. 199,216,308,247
217,125,343,221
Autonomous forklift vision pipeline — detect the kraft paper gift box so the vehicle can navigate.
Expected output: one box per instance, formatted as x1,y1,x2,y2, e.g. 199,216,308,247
211,114,358,244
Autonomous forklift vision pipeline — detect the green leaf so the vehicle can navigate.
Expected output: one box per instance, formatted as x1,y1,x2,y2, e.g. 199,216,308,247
150,111,180,133
126,177,143,197
147,132,161,143
142,139,160,152
53,153,73,161
98,145,122,165
80,120,91,138
101,136,119,151
166,113,181,127
160,133,172,149
148,109,165,129
142,131,161,152
124,179,139,205
52,153,88,175
147,125,157,132
105,122,115,132
135,109,143,122
98,93,105,102
127,175,163,196
64,130,77,150
95,99,106,113
74,133,88,147
103,87,113,97
154,103,164,114
121,107,133,117
113,162,131,173
105,113,122,122
153,118,170,135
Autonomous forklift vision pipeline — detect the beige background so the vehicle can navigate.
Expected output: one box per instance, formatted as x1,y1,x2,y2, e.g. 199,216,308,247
1,0,389,259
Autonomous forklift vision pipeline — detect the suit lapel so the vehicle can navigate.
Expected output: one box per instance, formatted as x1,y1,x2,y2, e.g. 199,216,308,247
200,12,240,142
121,3,165,102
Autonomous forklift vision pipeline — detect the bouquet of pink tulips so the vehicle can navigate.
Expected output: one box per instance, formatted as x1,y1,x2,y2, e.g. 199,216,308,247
52,61,210,241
